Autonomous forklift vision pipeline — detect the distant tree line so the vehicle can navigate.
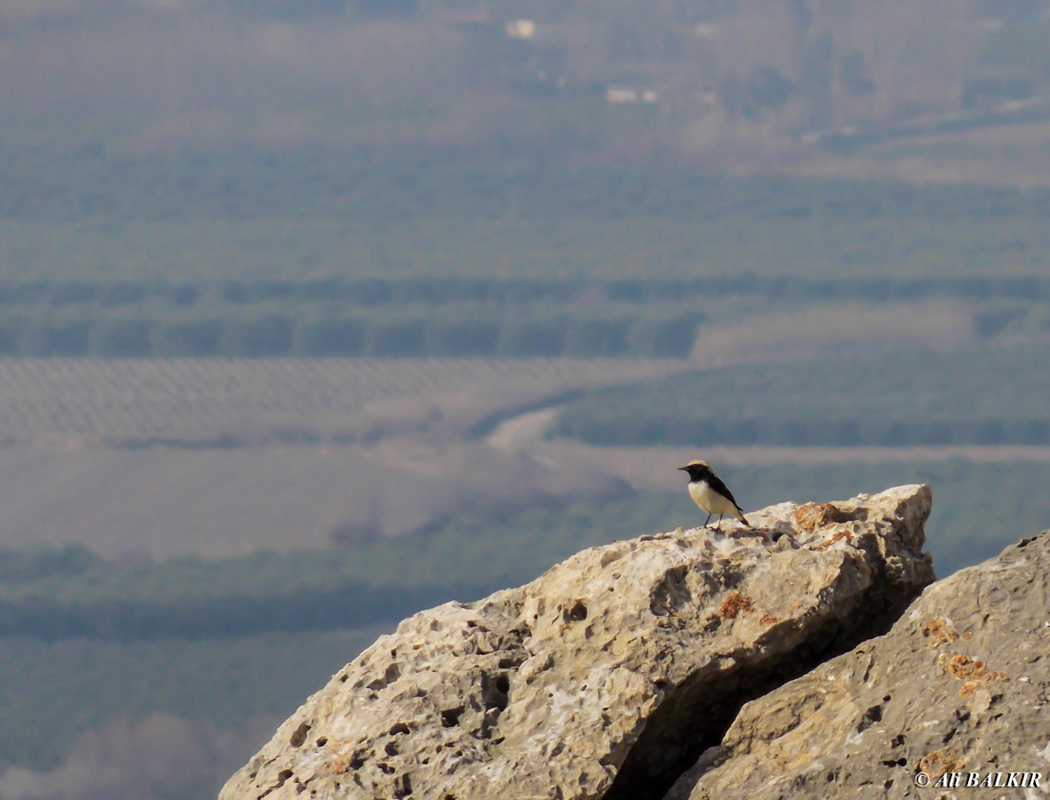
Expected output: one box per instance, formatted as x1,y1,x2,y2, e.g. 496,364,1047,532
0,543,98,582
2,275,1050,310
0,308,705,358
0,541,506,639
0,275,1047,357
553,415,1050,447
6,272,1050,306
0,579,494,640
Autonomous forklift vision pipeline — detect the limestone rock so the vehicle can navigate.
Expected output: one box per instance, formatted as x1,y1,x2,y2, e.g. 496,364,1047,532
670,528,1050,800
219,485,934,800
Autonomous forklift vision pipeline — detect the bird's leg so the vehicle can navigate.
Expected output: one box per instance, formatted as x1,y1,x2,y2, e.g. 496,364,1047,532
704,512,713,528
715,514,724,531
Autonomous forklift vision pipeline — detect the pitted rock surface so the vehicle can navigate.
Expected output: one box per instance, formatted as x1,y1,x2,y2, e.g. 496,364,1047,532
219,485,934,800
670,528,1050,800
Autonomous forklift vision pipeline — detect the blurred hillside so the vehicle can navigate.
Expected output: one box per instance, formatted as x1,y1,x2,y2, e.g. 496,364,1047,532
3,0,1050,173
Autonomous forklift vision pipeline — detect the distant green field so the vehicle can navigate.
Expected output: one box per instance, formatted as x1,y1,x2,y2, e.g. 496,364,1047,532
1,144,1048,359
2,147,1050,286
0,628,383,771
553,342,1050,447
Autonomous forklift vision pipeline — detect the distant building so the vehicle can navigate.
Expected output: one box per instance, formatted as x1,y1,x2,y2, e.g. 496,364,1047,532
505,19,535,39
606,86,658,104
607,86,639,103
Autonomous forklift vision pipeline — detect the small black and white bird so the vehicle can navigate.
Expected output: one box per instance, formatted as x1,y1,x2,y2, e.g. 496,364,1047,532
678,459,749,530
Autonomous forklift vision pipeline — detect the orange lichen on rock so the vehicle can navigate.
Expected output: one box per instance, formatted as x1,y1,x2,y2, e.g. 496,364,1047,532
720,591,754,619
944,654,979,677
328,745,355,775
759,614,780,625
812,529,854,551
794,503,850,531
922,617,960,647
940,654,1008,697
918,747,967,780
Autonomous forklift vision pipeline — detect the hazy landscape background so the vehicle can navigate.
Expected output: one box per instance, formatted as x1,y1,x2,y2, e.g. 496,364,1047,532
3,0,1050,797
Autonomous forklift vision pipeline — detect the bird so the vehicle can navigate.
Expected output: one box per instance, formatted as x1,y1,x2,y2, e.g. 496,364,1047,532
678,459,749,530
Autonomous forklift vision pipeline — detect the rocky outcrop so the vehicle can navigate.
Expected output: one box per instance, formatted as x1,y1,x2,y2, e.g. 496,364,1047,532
669,528,1050,800
219,485,934,800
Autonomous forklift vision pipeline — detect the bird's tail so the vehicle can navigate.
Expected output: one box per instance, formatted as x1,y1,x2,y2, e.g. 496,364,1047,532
733,507,750,527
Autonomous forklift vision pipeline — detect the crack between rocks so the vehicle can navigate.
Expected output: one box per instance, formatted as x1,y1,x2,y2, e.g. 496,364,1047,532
604,585,922,800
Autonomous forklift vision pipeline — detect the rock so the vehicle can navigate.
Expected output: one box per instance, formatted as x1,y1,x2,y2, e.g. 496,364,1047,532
219,485,934,800
670,528,1050,800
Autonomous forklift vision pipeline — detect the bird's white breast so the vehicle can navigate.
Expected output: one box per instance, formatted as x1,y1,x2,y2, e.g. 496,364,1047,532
688,480,737,515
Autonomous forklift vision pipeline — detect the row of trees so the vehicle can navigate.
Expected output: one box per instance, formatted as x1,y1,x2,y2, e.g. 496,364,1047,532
2,275,1049,310
555,415,1050,447
0,579,486,639
0,311,704,358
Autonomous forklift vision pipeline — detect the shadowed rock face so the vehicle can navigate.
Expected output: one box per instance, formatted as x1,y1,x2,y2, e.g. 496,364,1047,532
669,528,1050,800
219,485,934,800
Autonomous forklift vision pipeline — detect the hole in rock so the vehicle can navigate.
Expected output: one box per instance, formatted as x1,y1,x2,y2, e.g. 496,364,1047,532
441,707,465,728
389,722,410,735
481,673,511,712
290,723,312,748
857,704,883,732
393,774,412,798
564,601,588,623
603,592,921,800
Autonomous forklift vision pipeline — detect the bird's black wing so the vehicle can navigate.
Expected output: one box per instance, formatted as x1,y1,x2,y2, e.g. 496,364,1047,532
707,472,744,513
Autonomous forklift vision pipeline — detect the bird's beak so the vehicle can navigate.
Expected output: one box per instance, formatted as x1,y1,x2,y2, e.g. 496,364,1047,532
677,466,687,471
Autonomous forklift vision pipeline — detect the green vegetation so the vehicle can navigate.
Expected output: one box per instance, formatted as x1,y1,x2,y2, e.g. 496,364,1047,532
0,628,383,771
0,274,1047,356
0,301,706,358
553,343,1050,447
1,143,1049,360
2,147,1050,288
11,146,1050,232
